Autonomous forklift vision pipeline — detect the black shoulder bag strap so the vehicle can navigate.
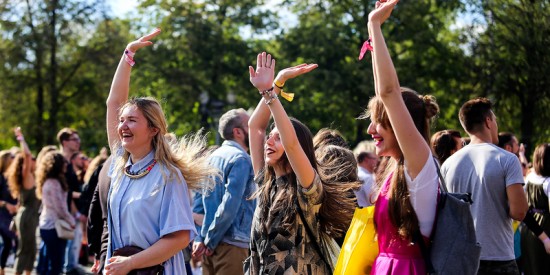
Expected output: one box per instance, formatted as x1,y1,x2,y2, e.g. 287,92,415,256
295,187,332,272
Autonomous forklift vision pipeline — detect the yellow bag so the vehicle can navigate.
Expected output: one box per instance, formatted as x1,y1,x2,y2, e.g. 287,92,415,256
334,206,378,275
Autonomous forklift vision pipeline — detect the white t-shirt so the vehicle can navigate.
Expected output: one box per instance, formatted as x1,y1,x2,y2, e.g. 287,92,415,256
356,166,374,207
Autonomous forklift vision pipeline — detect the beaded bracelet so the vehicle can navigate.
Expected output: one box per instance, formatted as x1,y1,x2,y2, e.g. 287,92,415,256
259,87,274,96
264,92,278,105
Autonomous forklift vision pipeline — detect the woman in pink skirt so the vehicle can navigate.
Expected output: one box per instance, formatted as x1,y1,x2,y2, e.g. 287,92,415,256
362,0,440,274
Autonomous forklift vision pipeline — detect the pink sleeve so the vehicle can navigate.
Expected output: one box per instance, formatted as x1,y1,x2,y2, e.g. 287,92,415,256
43,179,76,227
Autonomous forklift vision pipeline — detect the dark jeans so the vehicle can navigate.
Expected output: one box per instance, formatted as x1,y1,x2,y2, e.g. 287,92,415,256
478,259,520,275
37,228,67,275
0,228,14,268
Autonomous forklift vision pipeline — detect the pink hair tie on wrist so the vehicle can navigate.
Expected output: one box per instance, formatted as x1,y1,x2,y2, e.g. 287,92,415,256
124,48,136,67
358,38,373,60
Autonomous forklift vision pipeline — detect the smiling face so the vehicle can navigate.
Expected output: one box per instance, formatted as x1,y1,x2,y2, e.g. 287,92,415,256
367,121,400,159
264,127,286,167
118,105,158,155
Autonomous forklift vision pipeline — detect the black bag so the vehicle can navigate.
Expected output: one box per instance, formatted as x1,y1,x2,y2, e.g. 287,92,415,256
112,245,164,275
416,159,481,275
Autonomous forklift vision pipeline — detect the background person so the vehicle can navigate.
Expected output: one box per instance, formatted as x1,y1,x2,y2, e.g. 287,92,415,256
6,128,39,275
36,151,76,275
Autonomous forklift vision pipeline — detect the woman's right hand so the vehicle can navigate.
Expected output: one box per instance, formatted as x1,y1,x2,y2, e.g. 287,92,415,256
13,126,23,139
91,259,100,273
368,0,399,25
126,28,162,53
249,52,275,92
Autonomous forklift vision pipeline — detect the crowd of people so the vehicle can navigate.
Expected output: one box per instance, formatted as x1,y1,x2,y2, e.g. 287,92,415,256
0,1,548,275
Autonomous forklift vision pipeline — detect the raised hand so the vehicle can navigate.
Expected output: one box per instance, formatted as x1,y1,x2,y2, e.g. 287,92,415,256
368,0,399,25
249,52,275,91
275,63,318,85
126,28,161,53
13,127,23,140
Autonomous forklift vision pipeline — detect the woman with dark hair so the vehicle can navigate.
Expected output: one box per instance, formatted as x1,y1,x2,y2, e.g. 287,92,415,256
244,52,357,274
6,128,39,275
0,149,17,275
358,1,440,274
430,129,463,164
520,143,550,275
36,151,76,275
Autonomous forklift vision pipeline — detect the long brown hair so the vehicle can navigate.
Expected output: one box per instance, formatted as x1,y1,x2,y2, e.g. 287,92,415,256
315,144,362,238
0,150,13,175
6,152,24,198
363,87,439,240
36,152,67,199
254,118,317,232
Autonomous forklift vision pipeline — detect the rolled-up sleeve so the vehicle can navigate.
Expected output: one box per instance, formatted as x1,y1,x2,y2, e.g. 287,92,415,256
159,173,197,241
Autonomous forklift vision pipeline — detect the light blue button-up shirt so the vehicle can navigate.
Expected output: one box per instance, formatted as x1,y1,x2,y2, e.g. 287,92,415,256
107,149,196,274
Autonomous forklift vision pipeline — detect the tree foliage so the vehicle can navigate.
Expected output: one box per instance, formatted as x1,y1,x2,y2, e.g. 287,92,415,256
0,0,548,156
465,0,550,151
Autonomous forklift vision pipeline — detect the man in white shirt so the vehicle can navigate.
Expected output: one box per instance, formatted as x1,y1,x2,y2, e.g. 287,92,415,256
355,151,378,207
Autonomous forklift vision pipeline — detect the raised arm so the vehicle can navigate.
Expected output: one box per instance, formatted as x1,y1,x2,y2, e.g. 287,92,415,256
261,61,318,188
14,127,32,187
368,0,429,177
248,52,276,176
106,28,161,152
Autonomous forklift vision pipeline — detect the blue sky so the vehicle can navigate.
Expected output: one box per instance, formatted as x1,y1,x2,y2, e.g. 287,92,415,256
108,0,138,18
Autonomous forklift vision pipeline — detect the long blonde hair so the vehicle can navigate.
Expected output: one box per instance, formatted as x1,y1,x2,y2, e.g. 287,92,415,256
113,97,217,191
362,87,439,240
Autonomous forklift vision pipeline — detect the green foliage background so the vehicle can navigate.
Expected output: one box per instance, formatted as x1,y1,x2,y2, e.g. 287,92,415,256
0,0,548,158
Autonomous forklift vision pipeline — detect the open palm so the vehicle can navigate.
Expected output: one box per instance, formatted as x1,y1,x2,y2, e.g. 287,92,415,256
249,52,275,91
276,64,318,84
126,28,162,53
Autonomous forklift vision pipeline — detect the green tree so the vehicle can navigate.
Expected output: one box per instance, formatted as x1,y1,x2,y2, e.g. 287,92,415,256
276,0,467,146
131,0,278,142
466,0,550,150
0,0,112,151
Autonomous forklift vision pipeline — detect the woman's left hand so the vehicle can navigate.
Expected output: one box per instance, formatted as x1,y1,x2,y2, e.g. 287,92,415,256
275,63,318,85
104,256,134,275
368,0,399,25
126,28,161,53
